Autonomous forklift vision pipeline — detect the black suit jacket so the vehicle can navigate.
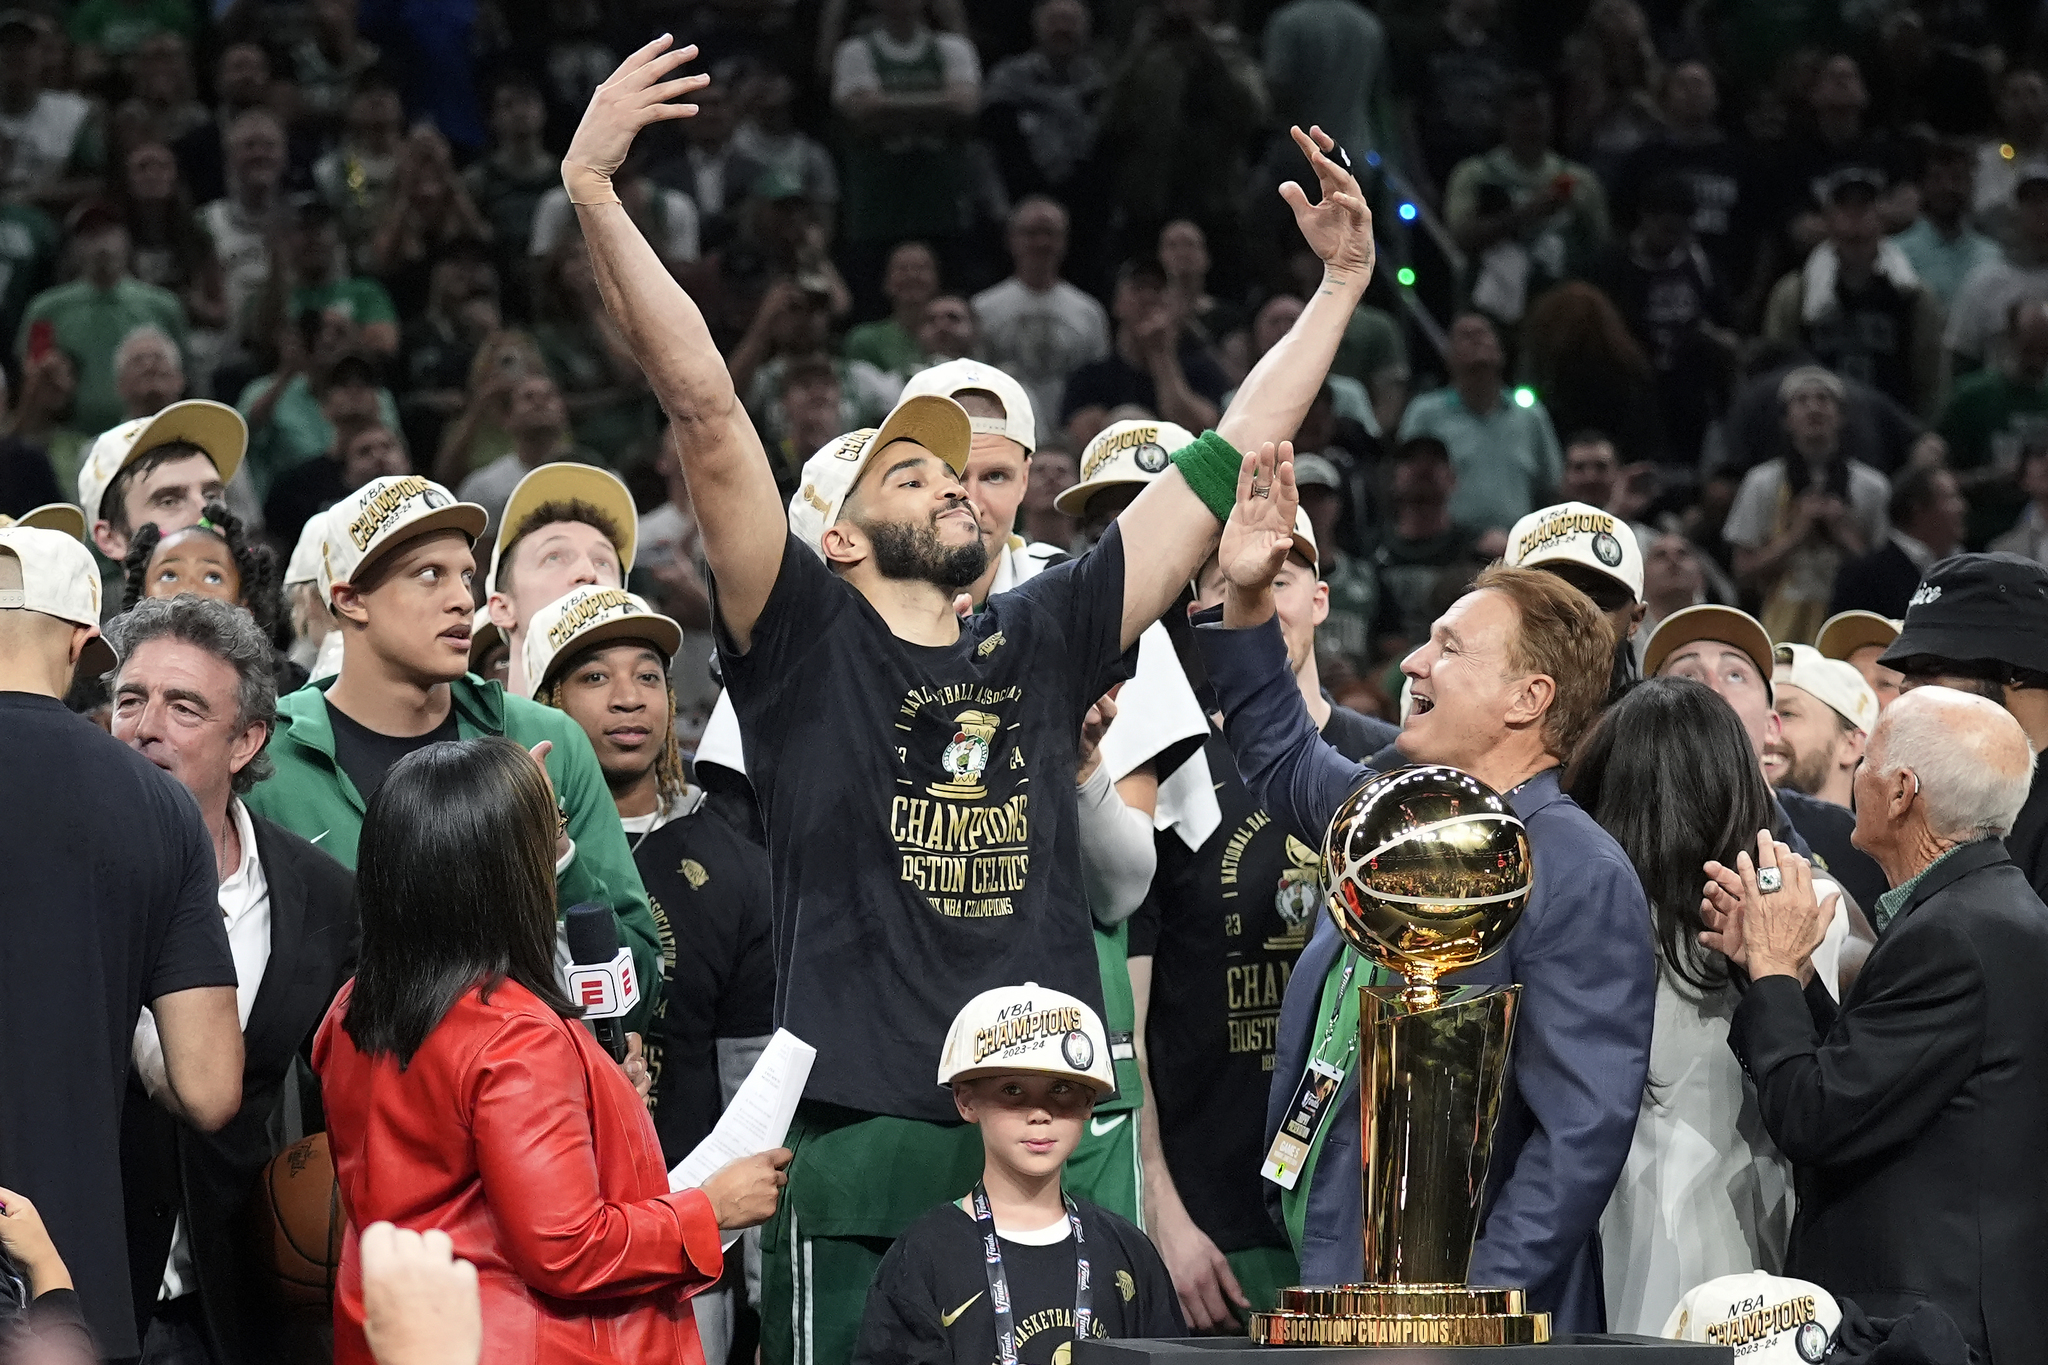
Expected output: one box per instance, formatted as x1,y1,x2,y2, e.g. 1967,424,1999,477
122,814,355,1365
1729,838,2048,1363
1827,538,1926,619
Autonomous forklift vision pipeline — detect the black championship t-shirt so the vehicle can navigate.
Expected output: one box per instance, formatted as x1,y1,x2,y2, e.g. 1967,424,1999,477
717,527,1135,1123
1127,712,1386,1253
635,803,776,1166
325,698,460,805
0,693,235,1358
854,1198,1184,1365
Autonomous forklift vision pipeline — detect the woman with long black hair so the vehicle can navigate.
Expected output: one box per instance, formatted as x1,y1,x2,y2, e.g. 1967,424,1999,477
1564,678,1848,1333
314,737,787,1365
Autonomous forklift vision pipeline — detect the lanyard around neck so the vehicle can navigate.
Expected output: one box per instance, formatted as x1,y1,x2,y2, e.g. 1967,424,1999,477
968,1183,1091,1365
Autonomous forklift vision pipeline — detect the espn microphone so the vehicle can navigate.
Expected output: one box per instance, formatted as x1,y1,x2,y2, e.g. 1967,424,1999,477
564,902,638,1063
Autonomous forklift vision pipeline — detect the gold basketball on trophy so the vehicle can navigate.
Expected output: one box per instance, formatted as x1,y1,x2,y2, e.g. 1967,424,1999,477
1322,765,1533,1000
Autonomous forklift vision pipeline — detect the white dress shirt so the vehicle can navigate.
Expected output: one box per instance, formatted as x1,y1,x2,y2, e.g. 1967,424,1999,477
134,798,271,1302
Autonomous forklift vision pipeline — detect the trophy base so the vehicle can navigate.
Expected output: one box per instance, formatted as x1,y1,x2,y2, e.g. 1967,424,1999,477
1249,1285,1551,1347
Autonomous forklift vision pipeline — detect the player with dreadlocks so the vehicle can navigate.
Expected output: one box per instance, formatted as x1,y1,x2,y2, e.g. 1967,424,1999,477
522,581,776,1365
120,499,305,691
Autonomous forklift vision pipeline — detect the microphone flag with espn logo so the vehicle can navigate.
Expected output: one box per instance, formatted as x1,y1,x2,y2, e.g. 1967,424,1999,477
564,903,638,1062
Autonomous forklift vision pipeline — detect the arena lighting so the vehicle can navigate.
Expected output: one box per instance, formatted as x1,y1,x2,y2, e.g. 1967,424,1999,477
1513,387,1537,408
1365,151,1381,167
1396,267,1416,286
2002,142,2017,159
1398,202,1418,221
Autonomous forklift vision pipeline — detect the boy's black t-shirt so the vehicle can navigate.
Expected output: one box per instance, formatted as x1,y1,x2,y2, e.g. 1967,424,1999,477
325,698,460,805
1126,717,1383,1254
854,1198,1184,1365
716,528,1136,1124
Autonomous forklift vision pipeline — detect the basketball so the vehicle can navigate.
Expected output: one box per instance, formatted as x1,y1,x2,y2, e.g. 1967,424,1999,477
258,1132,342,1307
1323,765,1533,985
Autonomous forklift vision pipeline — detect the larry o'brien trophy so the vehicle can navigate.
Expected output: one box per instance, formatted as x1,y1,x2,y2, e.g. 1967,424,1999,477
1251,766,1547,1346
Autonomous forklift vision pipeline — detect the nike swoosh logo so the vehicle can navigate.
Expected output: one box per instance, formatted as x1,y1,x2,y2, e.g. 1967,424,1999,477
939,1292,982,1327
310,830,329,844
1090,1114,1128,1137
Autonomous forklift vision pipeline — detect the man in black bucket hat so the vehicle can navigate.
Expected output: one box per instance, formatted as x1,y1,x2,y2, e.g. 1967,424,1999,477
1881,552,2048,898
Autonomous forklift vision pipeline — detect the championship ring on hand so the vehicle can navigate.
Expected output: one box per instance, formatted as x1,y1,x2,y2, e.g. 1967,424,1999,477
1756,867,1784,894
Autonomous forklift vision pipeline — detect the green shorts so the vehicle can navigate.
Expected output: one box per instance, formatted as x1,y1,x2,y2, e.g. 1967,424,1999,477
1060,1106,1142,1224
1225,1243,1301,1316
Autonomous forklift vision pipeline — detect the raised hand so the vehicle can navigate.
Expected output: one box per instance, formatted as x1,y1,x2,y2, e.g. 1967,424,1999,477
359,1223,482,1365
563,36,711,203
1278,126,1374,285
1218,442,1300,594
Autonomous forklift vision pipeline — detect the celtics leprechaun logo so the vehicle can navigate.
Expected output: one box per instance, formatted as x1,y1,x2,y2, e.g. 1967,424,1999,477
930,709,1002,800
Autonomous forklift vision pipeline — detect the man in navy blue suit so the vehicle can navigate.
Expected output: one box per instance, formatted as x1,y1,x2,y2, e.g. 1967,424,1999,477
1193,454,1655,1333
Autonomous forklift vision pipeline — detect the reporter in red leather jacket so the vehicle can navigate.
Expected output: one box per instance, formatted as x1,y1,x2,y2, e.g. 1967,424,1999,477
313,737,789,1365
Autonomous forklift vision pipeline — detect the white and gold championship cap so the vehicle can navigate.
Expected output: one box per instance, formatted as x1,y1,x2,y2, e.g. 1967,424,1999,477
319,474,488,604
787,394,973,557
486,461,640,597
284,508,329,587
1661,1272,1840,1362
1290,507,1318,573
1773,643,1879,733
0,524,116,674
77,399,246,526
0,502,87,541
899,358,1036,453
937,982,1116,1094
522,585,682,699
1056,419,1198,516
1504,501,1644,603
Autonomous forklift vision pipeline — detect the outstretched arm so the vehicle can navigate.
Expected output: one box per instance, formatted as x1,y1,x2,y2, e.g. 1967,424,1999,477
565,37,787,650
1113,126,1374,651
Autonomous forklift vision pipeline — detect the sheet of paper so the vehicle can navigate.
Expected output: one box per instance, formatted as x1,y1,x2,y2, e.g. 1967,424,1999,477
670,1028,815,1247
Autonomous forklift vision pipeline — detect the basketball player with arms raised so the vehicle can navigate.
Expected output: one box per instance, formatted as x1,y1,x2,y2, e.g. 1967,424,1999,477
561,36,1376,1365
1195,461,1655,1334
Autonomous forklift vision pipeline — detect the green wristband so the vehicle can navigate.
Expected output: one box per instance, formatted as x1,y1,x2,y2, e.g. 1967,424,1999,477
1168,429,1242,523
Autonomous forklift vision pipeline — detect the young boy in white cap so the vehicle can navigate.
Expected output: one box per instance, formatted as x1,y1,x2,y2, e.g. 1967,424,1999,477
1503,500,1645,700
483,460,640,696
855,985,1184,1365
244,473,663,1035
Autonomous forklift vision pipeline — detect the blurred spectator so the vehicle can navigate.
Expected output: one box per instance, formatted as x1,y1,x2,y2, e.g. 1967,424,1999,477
530,153,700,278
829,0,982,307
1446,73,1611,330
1762,170,1946,419
6,345,86,494
264,199,399,357
539,0,617,138
1398,0,1516,187
1937,298,2048,546
660,77,743,239
239,321,400,495
1519,280,1665,464
1100,0,1265,290
0,187,56,356
1398,312,1562,533
1864,6,1993,138
288,0,380,140
397,242,498,460
1330,298,1411,438
532,239,660,462
1827,464,1965,618
1294,448,1375,669
982,0,1105,205
844,240,939,382
170,42,276,204
111,33,207,154
0,12,105,213
916,291,977,362
264,412,407,547
1609,62,1763,302
1230,294,1376,435
733,278,894,449
430,327,550,483
1724,366,1890,642
1890,139,1997,312
464,77,556,271
369,123,492,318
1370,434,1483,652
761,354,853,493
311,84,404,268
1946,161,2048,374
1263,0,1389,177
358,0,485,152
1060,256,1225,446
1972,69,2048,222
1595,172,1737,471
674,163,848,351
0,367,60,514
455,372,582,534
727,65,839,234
1989,440,2048,561
634,418,711,631
1557,0,1663,173
1018,442,1077,548
122,140,225,350
1717,353,1933,478
195,112,287,344
1558,429,1654,531
1634,529,1708,667
1158,220,1243,371
17,201,186,436
66,0,194,80
972,196,1109,432
112,325,185,421
1774,54,1907,254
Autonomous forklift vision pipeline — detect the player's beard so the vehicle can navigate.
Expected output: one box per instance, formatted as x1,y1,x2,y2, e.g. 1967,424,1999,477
1772,740,1833,797
863,509,990,591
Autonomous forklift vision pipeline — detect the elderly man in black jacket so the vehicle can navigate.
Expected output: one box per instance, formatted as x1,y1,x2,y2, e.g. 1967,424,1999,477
1703,684,2048,1363
106,596,357,1365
